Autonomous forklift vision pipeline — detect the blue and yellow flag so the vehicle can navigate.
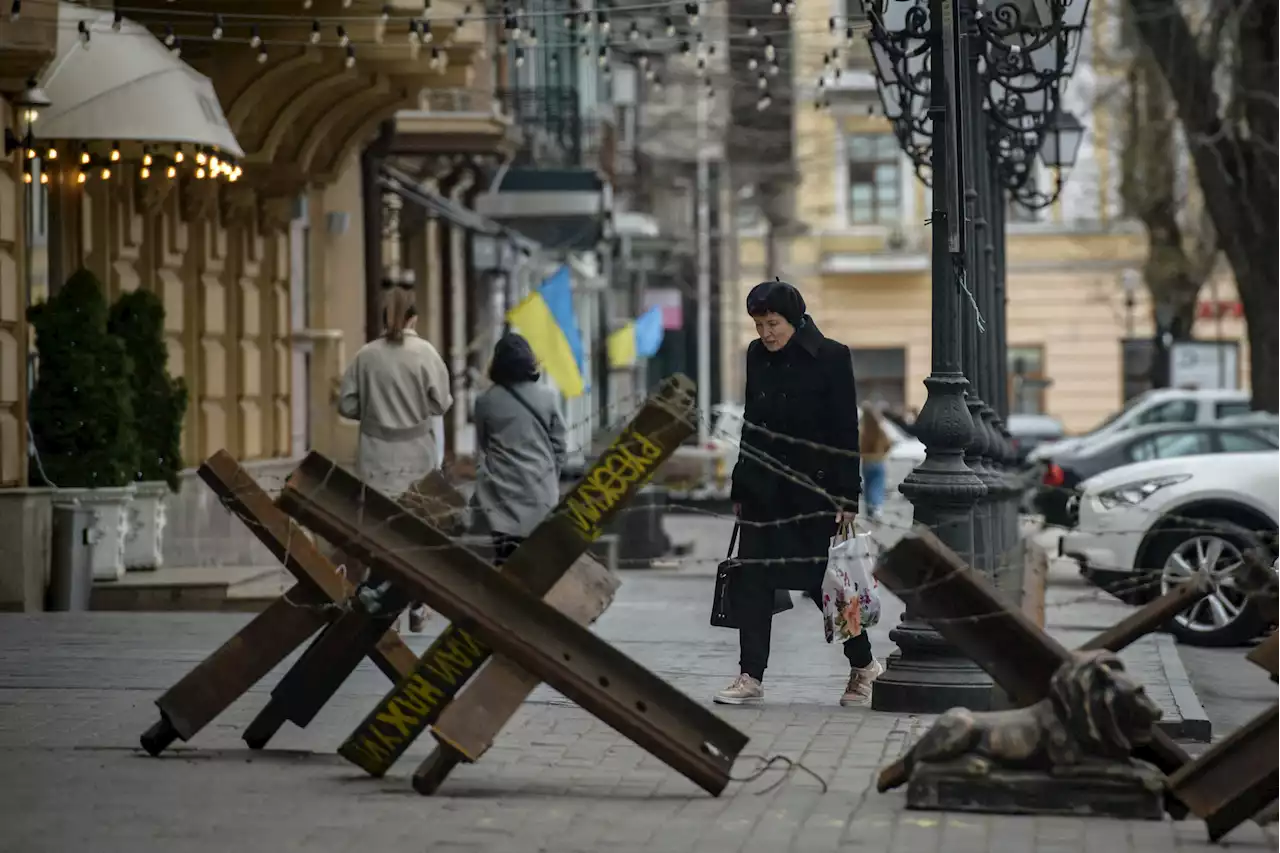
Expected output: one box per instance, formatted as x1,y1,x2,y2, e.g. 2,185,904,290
607,306,665,369
507,265,587,398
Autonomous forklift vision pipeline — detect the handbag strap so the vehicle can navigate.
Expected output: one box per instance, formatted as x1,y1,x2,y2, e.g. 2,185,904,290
726,522,740,559
500,383,555,450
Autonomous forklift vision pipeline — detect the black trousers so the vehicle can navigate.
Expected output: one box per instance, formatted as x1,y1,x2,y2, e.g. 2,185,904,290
733,512,873,682
492,533,523,567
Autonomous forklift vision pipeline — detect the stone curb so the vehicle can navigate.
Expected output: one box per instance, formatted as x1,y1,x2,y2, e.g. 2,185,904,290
1152,631,1214,742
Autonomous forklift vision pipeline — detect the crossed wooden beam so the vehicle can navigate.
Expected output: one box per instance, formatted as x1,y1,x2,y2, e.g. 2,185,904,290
875,528,1278,843
141,375,751,796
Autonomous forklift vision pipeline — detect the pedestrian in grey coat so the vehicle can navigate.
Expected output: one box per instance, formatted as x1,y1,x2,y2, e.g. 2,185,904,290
474,333,567,565
337,284,452,631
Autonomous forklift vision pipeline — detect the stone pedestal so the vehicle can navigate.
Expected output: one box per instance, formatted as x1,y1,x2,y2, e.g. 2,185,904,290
906,761,1166,820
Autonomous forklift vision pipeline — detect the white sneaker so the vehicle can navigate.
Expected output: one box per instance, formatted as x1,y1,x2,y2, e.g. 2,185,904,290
713,673,764,705
840,660,884,707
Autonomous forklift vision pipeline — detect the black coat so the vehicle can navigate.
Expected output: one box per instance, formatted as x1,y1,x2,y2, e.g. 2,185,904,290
730,317,861,522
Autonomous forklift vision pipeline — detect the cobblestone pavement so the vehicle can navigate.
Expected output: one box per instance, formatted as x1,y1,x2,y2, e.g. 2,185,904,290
0,567,1275,852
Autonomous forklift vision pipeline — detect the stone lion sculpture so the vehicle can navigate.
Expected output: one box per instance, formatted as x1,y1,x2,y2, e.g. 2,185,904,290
878,650,1163,792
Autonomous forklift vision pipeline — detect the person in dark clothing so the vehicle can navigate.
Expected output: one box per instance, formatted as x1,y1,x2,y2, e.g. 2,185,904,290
714,280,882,707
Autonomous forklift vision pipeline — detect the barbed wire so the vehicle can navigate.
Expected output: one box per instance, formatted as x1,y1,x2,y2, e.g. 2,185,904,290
164,384,1277,634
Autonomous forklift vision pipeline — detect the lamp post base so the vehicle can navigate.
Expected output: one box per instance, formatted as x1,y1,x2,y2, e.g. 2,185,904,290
872,621,994,713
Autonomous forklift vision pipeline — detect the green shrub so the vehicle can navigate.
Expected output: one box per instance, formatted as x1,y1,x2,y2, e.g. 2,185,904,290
27,269,139,489
109,288,188,491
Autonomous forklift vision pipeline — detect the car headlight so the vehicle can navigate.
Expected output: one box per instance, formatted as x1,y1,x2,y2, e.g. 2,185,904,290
1096,474,1192,509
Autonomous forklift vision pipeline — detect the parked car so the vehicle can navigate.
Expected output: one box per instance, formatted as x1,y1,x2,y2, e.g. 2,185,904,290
1025,388,1253,465
1006,414,1066,465
1060,450,1279,647
1034,420,1279,526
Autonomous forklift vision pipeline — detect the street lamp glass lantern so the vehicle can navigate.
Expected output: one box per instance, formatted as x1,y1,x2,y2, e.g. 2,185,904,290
1061,0,1092,31
877,79,907,120
871,40,897,84
1030,40,1058,74
13,80,51,126
881,0,921,34
1040,110,1085,168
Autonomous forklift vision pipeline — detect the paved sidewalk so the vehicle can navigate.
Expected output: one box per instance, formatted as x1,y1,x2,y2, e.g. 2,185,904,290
0,570,1272,852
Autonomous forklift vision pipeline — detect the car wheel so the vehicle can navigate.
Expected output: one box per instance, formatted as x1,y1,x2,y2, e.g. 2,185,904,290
1150,521,1269,648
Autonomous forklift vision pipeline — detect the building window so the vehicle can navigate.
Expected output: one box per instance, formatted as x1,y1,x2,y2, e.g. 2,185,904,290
1008,345,1049,415
846,134,901,226
852,347,907,410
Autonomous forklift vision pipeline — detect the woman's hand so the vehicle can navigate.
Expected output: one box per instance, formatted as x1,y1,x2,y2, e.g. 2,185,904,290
835,510,856,524
733,503,741,517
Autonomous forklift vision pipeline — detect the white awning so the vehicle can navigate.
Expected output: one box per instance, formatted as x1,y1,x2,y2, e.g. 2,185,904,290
34,2,244,156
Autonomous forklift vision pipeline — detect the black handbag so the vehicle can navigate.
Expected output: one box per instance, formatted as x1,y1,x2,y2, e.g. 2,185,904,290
710,523,795,629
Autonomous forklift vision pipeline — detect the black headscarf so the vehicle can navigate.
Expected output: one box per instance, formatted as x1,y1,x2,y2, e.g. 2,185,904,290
746,279,806,328
489,333,540,386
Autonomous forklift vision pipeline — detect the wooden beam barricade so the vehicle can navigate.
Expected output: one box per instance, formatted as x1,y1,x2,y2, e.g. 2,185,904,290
137,450,419,756
277,449,748,795
1166,703,1279,843
261,375,695,777
871,525,1194,816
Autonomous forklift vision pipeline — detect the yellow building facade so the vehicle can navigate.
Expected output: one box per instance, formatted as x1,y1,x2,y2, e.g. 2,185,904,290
728,0,1249,434
0,1,491,486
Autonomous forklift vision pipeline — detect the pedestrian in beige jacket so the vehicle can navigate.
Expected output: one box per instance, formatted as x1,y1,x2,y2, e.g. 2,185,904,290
337,284,452,630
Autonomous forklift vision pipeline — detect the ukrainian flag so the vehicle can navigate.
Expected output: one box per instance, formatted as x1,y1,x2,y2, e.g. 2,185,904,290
607,306,665,368
507,265,587,398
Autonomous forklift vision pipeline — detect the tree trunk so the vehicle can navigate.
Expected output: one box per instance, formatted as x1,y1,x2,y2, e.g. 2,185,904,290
1126,0,1279,411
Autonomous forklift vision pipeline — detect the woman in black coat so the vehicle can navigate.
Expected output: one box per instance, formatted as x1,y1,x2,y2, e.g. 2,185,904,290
715,280,882,707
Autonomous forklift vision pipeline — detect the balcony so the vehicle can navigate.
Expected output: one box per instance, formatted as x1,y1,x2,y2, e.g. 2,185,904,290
391,88,521,158
473,87,610,250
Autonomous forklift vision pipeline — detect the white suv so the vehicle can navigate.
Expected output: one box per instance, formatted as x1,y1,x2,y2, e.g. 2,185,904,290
1060,450,1278,646
1027,388,1252,464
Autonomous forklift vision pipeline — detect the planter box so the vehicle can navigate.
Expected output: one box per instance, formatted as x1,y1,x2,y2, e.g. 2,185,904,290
124,481,170,571
52,485,136,582
0,488,55,612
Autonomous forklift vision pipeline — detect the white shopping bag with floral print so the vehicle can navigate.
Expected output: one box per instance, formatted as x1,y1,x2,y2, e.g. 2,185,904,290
821,522,882,642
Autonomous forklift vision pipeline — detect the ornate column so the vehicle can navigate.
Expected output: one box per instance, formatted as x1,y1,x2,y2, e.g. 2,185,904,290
139,180,191,462
446,169,476,456
222,185,264,460
181,179,229,460
0,101,24,486
422,180,445,348
259,196,294,458
82,167,143,298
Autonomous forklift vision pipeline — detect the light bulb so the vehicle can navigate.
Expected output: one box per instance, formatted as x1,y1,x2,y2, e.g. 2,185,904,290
310,21,321,44
46,148,57,160
196,167,206,179
345,46,356,68
23,172,31,184
257,47,269,64
142,153,152,166
77,171,87,184
250,26,262,48
140,167,151,179
80,151,90,165
39,172,48,185
195,152,207,165
174,151,185,163
110,147,120,162
25,148,34,160
166,166,176,179
101,167,111,180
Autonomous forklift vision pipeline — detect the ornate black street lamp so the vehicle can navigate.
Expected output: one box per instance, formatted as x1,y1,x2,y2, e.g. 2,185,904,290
863,0,1091,713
